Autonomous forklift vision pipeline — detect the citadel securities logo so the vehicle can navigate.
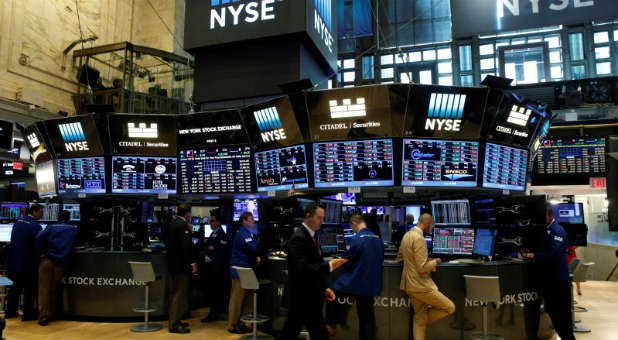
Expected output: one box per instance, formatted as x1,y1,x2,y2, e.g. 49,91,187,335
254,106,287,143
58,122,89,152
507,105,532,127
424,93,467,132
209,0,281,29
27,133,40,148
127,122,158,138
314,0,334,53
329,98,366,118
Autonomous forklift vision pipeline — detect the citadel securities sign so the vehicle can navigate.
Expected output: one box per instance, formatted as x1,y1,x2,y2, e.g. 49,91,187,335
451,0,618,38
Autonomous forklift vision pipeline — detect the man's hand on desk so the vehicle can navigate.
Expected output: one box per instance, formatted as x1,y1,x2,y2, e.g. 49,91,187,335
330,258,348,271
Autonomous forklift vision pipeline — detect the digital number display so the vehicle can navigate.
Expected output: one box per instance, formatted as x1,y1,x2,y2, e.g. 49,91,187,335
255,145,309,192
57,157,106,194
537,138,606,176
483,143,528,191
112,157,177,194
179,146,252,194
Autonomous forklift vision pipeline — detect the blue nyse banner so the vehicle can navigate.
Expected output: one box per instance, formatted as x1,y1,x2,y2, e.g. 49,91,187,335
451,0,618,38
338,0,373,40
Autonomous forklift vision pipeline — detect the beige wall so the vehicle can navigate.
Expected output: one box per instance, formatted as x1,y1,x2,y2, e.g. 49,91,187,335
0,0,186,117
578,243,618,282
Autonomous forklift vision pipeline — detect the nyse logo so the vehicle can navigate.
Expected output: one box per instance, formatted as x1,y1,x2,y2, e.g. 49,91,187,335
254,107,287,143
498,0,594,18
314,0,334,53
329,98,366,118
424,93,467,132
27,133,40,148
210,0,277,29
128,122,158,138
59,122,89,152
507,105,532,127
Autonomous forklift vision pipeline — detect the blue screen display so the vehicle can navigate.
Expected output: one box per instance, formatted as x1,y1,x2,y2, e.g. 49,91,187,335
482,143,528,191
112,156,177,194
57,157,106,194
255,145,309,192
553,203,584,224
473,228,498,257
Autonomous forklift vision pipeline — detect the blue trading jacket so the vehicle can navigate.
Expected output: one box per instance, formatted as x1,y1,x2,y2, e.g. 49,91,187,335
229,226,258,279
35,222,77,268
5,216,42,273
333,228,384,296
534,220,570,282
206,226,231,273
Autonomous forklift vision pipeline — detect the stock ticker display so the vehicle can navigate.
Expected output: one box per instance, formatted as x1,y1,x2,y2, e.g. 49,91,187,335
537,138,606,176
432,228,475,255
313,139,394,188
57,157,106,194
179,147,252,194
112,157,177,194
402,139,478,187
482,143,529,191
255,145,309,192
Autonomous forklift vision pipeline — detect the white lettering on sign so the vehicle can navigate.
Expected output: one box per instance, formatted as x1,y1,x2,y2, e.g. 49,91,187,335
63,276,145,287
498,0,594,18
465,291,539,307
260,129,286,143
179,125,243,135
495,125,529,138
128,122,158,138
314,10,334,53
64,141,89,152
425,119,462,132
210,0,276,29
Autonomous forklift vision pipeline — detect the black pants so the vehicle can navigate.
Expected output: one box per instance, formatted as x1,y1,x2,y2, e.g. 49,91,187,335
6,271,37,318
541,281,575,340
208,268,229,317
168,273,189,330
326,294,377,340
278,295,328,340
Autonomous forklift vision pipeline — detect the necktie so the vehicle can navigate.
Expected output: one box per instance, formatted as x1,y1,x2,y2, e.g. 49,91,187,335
313,234,322,256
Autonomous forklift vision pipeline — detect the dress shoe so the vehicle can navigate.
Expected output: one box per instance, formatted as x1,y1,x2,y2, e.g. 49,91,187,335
228,327,245,334
38,320,48,326
169,326,190,334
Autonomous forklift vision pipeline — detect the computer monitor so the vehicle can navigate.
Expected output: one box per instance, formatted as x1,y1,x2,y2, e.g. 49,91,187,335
233,199,259,221
405,206,422,224
552,203,584,224
62,204,81,222
0,224,13,242
318,227,342,256
0,202,28,219
425,236,433,252
31,202,59,222
191,217,202,226
473,228,498,257
204,224,213,238
431,200,471,226
432,228,475,255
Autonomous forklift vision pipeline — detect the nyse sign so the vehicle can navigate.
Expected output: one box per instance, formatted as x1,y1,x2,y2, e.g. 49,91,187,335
210,0,277,29
498,0,594,18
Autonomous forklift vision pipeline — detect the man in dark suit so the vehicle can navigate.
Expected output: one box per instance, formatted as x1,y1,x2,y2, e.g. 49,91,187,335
166,204,197,334
277,203,348,340
201,208,230,323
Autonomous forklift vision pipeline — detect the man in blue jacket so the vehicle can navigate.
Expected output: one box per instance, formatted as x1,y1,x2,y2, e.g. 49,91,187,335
525,203,575,340
201,208,230,323
330,214,384,340
227,212,259,334
35,210,77,326
5,203,44,321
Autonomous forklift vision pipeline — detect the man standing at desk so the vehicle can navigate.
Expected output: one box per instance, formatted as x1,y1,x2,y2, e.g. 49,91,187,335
202,208,230,323
5,203,44,321
277,203,348,340
397,213,455,340
524,203,575,340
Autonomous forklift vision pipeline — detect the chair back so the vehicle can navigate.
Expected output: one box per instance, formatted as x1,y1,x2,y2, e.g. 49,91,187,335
233,266,259,290
128,261,156,283
464,275,501,303
573,262,594,283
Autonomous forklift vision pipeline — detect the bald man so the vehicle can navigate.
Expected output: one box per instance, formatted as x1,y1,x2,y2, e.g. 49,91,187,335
397,214,455,340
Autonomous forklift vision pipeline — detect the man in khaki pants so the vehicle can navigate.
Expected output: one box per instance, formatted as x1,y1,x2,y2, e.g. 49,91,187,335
397,214,455,340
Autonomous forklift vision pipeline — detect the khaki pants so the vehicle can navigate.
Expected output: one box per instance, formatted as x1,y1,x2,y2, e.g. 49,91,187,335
407,290,456,340
169,273,189,329
38,258,64,323
227,278,254,330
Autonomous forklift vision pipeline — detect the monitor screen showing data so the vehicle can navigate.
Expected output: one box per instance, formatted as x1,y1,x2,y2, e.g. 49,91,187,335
535,138,606,184
402,139,478,187
179,146,252,194
431,200,471,226
36,160,56,197
432,228,475,255
255,145,309,192
57,157,106,194
0,202,27,219
233,199,259,221
313,139,394,188
482,143,529,191
0,224,13,242
63,204,81,222
112,156,177,194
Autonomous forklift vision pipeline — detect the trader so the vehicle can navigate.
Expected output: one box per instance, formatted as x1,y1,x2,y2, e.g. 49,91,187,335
276,203,348,340
524,204,576,340
330,214,384,340
166,204,197,334
398,213,455,340
35,210,77,326
228,212,259,334
392,213,415,248
5,203,44,321
201,208,230,323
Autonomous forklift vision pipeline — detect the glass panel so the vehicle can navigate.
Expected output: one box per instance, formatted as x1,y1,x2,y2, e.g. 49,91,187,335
596,62,612,75
337,60,342,68
528,36,542,43
381,67,394,78
571,65,586,79
344,85,355,88
512,37,527,45
594,31,610,44
439,76,453,85
459,45,472,71
549,51,562,63
615,29,618,41
461,75,473,86
480,58,495,70
423,50,436,61
362,56,374,80
337,72,342,83
544,35,561,48
503,46,547,85
400,72,412,84
381,81,394,84
343,59,355,69
480,44,494,55
328,80,333,89
496,40,510,49
595,46,610,59
344,71,355,82
438,62,452,74
419,70,433,84
569,33,584,61
481,73,495,81
381,55,393,65
551,65,563,79
437,48,452,60
395,53,407,64
404,52,419,63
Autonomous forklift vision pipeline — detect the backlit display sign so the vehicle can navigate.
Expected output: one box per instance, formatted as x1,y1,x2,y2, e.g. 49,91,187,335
241,96,304,149
177,110,249,147
44,115,104,158
108,114,177,156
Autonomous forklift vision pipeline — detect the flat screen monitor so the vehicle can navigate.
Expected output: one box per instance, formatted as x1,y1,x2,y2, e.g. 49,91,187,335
405,206,422,224
36,160,56,197
191,217,202,226
534,137,606,185
56,157,106,194
425,236,433,251
325,193,356,205
473,228,498,257
553,203,585,224
482,143,529,191
402,139,479,187
204,224,227,238
233,199,259,221
0,202,27,219
319,199,343,224
112,156,177,194
431,200,471,226
0,224,13,242
313,139,394,188
62,204,80,222
432,228,475,255
359,206,384,215
255,145,309,192
318,227,343,256
30,203,59,222
179,146,252,194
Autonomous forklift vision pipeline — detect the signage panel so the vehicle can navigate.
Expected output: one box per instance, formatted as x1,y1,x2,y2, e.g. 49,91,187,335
177,110,249,147
0,120,13,150
44,115,104,158
241,96,304,149
108,114,177,156
25,123,52,164
306,0,338,70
